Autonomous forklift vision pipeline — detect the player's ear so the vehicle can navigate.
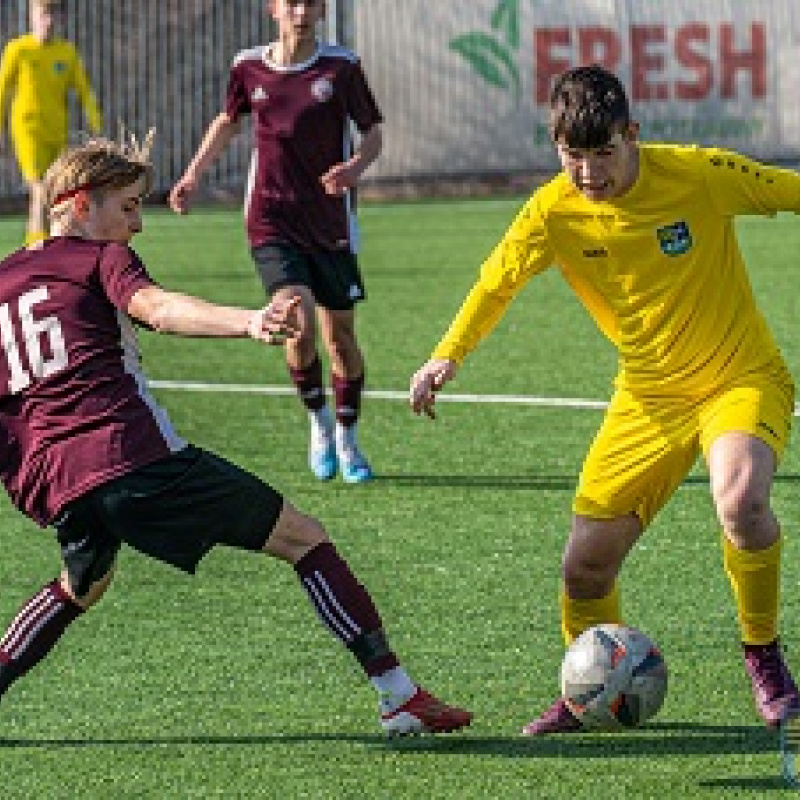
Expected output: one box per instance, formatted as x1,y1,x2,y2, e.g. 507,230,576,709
624,122,640,142
73,191,91,218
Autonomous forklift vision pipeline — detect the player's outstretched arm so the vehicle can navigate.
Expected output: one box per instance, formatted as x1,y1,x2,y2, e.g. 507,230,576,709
409,359,458,420
127,285,300,344
168,112,241,214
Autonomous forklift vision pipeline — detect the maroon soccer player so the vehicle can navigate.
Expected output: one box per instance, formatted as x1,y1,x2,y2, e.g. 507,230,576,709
0,133,471,736
170,0,382,484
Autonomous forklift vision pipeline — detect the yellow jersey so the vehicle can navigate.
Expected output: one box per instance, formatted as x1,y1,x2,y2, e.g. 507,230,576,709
0,34,101,143
432,144,800,397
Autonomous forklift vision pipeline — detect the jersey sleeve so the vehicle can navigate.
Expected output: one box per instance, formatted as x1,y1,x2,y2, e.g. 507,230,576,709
97,244,156,311
0,40,20,134
224,62,251,123
69,48,102,133
701,148,800,217
344,59,383,133
431,196,555,364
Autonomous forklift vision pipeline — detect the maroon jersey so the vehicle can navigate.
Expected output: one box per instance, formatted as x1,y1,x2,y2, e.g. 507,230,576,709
0,237,186,526
226,42,383,253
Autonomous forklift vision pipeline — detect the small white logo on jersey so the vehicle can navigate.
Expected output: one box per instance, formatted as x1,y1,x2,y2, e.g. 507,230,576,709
311,77,333,102
348,284,362,300
251,86,268,102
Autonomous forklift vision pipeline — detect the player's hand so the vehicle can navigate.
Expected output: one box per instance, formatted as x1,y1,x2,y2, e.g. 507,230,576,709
248,295,302,344
168,174,198,215
320,162,357,196
409,359,458,419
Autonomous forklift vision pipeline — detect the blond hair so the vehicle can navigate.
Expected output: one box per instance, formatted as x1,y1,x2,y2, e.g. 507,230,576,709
44,129,156,220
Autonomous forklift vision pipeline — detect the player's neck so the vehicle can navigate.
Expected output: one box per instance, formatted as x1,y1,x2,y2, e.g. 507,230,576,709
273,34,317,66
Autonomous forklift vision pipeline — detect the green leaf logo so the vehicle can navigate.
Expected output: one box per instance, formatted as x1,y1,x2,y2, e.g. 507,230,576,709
490,0,520,49
450,0,521,105
449,33,521,99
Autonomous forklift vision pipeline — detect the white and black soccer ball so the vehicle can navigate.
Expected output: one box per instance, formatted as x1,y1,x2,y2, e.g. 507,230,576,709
560,624,668,730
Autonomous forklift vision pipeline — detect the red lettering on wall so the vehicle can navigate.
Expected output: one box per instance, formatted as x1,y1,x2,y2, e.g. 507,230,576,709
578,28,621,72
720,22,766,99
631,25,669,100
532,21,768,104
535,28,571,103
675,23,712,100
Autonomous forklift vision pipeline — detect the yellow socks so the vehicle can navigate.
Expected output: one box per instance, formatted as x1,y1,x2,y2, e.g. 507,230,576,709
25,230,47,246
561,584,620,644
723,534,780,645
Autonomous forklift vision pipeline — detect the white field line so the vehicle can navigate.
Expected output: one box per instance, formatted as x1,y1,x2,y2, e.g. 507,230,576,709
149,379,800,416
151,380,597,411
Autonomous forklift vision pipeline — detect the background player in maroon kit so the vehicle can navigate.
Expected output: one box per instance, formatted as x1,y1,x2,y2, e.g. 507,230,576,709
0,133,471,736
169,0,382,484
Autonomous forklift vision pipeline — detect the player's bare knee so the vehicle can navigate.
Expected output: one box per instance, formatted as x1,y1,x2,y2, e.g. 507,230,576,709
263,501,329,563
714,483,771,535
60,566,115,610
562,552,615,599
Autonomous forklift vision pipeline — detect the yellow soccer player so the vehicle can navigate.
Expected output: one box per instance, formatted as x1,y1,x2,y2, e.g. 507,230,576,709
0,0,102,244
410,64,800,735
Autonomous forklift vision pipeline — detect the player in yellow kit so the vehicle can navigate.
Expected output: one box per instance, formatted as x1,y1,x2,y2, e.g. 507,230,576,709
410,65,800,735
0,0,102,244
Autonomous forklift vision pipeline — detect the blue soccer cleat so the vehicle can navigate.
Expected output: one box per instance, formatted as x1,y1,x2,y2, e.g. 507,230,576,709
308,407,337,480
309,439,338,480
335,422,373,483
340,450,373,484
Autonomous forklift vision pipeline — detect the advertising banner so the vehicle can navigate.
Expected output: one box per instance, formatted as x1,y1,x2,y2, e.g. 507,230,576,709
356,0,800,180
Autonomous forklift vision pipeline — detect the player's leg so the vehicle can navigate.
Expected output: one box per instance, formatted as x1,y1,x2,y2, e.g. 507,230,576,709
0,495,118,701
11,129,59,244
26,180,48,245
264,500,470,733
252,244,337,480
522,513,641,736
312,250,371,482
316,306,371,482
701,379,798,727
109,446,471,735
523,389,697,736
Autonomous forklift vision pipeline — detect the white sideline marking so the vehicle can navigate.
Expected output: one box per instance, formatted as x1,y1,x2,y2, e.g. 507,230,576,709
149,380,800,416
149,380,609,410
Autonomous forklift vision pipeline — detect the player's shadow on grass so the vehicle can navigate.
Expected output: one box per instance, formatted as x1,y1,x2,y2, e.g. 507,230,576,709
380,721,777,759
1,721,775,758
372,473,800,490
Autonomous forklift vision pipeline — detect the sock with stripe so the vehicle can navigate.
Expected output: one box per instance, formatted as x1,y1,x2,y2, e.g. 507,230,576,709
331,371,364,427
0,579,84,696
288,354,327,413
294,542,415,709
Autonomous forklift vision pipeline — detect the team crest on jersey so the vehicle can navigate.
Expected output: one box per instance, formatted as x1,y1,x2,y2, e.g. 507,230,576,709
656,220,692,256
311,77,333,102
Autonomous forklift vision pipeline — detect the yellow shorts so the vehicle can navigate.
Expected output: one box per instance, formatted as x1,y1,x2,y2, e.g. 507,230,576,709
573,367,794,528
11,129,65,182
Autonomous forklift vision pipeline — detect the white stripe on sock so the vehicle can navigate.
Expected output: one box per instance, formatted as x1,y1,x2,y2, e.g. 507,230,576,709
0,591,59,653
7,603,63,660
312,571,362,637
303,576,355,641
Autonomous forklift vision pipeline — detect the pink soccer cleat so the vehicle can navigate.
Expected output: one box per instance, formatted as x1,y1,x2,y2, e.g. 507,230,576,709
743,640,800,727
521,697,583,736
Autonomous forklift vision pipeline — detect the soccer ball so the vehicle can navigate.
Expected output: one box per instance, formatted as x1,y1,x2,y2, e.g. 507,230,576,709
560,624,668,730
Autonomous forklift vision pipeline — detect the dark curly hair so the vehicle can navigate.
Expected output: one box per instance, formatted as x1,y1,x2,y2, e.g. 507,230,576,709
548,65,630,149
